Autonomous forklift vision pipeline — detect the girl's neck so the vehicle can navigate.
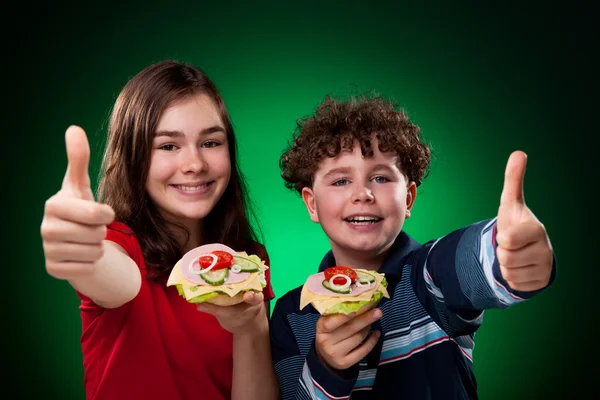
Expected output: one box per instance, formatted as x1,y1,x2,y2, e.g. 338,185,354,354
168,218,204,254
182,225,202,253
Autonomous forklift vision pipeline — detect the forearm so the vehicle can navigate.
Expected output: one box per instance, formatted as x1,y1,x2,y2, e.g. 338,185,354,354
431,219,554,308
423,219,515,310
232,311,279,400
417,218,556,335
414,219,504,336
68,240,141,308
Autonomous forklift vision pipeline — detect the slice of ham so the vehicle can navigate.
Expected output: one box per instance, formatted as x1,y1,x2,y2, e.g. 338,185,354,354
179,243,250,285
305,272,375,297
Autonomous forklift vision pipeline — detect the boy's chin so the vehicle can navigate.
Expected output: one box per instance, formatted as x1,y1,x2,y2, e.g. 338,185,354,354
339,238,396,254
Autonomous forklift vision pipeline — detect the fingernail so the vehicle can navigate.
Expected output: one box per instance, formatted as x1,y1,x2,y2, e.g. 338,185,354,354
197,305,207,312
375,331,381,339
373,309,382,319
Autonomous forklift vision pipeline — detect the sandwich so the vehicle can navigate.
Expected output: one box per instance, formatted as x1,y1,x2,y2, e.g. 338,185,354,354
167,243,268,306
300,265,389,315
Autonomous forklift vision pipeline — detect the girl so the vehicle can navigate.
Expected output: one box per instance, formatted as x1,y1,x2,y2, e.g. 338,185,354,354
40,60,279,400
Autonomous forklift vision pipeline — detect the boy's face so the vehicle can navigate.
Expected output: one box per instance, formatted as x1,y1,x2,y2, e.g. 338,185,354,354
301,138,416,260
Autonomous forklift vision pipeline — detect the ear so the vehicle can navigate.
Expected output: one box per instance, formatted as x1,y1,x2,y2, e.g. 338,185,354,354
405,181,417,219
301,187,320,223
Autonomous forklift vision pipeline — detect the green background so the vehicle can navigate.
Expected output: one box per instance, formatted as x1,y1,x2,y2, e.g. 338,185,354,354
8,1,596,399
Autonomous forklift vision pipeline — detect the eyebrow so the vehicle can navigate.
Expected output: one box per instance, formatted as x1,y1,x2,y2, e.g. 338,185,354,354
322,167,352,180
154,126,226,138
370,164,398,175
322,164,398,180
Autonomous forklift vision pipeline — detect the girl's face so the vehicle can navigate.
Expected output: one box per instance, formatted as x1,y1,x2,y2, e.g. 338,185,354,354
146,93,231,229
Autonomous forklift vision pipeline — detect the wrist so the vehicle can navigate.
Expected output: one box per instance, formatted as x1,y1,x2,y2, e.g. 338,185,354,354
315,345,348,379
306,342,359,395
233,311,269,340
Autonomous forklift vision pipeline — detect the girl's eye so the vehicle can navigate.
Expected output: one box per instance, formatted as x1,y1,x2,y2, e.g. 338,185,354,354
202,141,221,148
332,179,350,186
372,176,390,184
159,144,177,151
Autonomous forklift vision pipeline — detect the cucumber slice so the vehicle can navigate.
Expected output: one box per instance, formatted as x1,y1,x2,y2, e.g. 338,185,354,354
200,268,229,285
356,270,376,283
322,279,352,294
233,256,259,272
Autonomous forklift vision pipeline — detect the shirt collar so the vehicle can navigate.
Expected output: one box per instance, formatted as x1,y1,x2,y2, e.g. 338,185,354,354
317,231,421,278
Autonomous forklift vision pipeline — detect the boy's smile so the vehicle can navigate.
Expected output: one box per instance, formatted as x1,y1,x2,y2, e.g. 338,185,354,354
301,138,416,269
344,213,383,232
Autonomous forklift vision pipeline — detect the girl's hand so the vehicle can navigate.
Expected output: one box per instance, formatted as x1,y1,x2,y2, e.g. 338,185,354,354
197,291,268,336
41,126,115,280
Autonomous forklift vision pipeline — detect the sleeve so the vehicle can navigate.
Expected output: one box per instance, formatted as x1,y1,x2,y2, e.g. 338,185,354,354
411,218,557,336
105,221,138,260
270,295,357,400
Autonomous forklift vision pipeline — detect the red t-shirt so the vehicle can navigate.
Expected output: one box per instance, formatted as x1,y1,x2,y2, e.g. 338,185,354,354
77,222,275,400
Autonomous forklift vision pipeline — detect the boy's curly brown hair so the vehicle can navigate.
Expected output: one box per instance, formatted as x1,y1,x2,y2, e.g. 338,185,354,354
280,93,432,193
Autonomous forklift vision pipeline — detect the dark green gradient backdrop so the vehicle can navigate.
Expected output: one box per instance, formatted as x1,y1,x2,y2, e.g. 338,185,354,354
8,1,596,399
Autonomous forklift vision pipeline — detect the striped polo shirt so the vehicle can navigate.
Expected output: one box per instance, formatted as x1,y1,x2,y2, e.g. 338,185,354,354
270,219,556,399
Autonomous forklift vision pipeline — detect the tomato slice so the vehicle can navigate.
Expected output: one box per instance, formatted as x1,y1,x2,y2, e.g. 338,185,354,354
324,266,357,284
199,250,234,270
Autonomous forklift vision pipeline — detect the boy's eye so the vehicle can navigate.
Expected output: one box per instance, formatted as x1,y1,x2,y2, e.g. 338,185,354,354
332,179,350,186
202,140,222,148
159,144,178,151
372,176,390,184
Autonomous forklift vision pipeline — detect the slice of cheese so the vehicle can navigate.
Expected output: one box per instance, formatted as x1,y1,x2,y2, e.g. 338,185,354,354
181,271,264,300
299,270,390,311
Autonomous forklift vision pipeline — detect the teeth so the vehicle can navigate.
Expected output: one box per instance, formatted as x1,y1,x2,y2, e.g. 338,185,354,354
346,216,381,223
175,184,208,191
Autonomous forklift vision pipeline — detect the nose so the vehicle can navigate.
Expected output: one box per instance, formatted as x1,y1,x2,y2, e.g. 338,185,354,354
180,147,208,174
351,183,375,204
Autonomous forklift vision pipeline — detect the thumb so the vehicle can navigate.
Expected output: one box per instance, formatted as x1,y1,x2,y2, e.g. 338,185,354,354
500,150,527,208
243,291,264,306
498,151,527,231
63,125,94,200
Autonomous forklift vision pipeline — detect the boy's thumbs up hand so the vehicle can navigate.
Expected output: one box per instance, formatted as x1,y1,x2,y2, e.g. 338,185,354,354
495,151,553,292
41,126,115,280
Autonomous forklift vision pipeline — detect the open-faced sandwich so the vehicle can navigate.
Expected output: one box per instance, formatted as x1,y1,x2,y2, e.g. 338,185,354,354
167,243,268,306
300,265,389,315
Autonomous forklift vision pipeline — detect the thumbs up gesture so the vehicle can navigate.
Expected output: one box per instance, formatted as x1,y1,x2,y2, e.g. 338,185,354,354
495,151,553,292
41,126,115,279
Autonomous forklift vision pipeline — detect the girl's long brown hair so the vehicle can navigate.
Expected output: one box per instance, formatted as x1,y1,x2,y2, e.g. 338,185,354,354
97,60,264,280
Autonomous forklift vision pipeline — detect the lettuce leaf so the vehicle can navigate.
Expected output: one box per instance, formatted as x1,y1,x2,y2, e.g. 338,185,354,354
185,291,221,304
245,254,264,265
323,291,384,315
174,284,262,304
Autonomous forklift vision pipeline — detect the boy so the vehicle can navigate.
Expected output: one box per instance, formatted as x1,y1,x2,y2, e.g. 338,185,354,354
270,94,556,399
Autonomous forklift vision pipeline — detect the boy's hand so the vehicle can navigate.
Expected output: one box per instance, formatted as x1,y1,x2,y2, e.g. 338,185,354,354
496,151,553,292
197,291,268,336
41,126,115,279
314,308,382,373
